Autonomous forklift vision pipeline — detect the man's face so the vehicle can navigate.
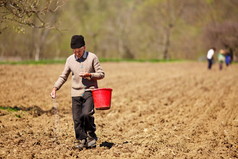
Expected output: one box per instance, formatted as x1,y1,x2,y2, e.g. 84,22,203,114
73,46,85,58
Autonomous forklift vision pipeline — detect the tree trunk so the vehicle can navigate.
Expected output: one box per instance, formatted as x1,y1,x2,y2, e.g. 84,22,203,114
34,45,40,61
162,27,171,60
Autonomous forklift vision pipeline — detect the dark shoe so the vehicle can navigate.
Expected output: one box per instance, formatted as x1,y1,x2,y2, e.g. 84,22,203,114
86,136,96,148
86,131,97,148
73,139,86,150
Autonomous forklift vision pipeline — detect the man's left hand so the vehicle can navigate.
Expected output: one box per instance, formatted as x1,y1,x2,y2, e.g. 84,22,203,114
79,72,91,78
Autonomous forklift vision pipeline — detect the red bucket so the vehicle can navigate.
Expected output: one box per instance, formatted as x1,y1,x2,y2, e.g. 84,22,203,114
92,88,112,110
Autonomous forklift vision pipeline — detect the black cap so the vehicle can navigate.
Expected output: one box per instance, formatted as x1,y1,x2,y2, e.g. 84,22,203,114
70,35,85,49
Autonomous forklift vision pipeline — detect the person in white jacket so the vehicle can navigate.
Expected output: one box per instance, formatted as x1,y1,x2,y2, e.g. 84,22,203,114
207,47,216,70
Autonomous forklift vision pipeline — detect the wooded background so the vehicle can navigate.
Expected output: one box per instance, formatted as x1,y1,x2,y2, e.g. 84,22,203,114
0,0,238,61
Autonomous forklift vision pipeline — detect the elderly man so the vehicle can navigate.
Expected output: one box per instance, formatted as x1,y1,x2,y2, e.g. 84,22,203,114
50,35,105,150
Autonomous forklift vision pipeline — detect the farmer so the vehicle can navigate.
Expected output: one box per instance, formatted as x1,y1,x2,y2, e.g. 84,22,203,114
206,47,216,70
50,35,105,150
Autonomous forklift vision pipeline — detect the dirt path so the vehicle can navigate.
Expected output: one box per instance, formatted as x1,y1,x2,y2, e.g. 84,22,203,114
0,62,237,158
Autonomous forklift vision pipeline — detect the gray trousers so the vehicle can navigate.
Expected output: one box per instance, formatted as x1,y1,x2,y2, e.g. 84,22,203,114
72,91,96,140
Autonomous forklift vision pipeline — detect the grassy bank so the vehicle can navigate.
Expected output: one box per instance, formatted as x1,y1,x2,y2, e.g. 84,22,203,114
0,59,66,65
0,58,187,65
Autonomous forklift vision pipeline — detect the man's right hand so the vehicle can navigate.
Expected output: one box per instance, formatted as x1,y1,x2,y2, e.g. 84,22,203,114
50,87,57,99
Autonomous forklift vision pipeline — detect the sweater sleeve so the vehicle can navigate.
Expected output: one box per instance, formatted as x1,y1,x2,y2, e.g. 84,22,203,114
91,55,105,80
54,60,71,90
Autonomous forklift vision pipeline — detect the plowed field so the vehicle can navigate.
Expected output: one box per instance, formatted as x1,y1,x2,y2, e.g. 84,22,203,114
0,62,237,159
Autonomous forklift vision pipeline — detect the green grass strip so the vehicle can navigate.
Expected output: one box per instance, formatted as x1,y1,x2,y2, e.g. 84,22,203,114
0,106,21,112
0,59,66,65
0,58,202,65
99,58,186,63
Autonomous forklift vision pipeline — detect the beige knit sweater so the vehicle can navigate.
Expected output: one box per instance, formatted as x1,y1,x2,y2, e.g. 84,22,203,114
54,52,105,97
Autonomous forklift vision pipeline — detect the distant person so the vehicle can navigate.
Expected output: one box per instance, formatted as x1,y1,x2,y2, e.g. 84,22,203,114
218,49,226,70
50,35,105,150
207,47,216,70
229,48,234,63
225,48,233,67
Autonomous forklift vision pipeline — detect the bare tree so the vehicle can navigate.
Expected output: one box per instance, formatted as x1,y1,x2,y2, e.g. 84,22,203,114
108,0,136,59
0,0,65,32
159,0,185,60
204,21,238,60
140,0,185,60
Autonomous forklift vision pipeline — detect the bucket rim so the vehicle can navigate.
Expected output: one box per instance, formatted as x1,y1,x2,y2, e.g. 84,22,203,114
92,88,112,92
